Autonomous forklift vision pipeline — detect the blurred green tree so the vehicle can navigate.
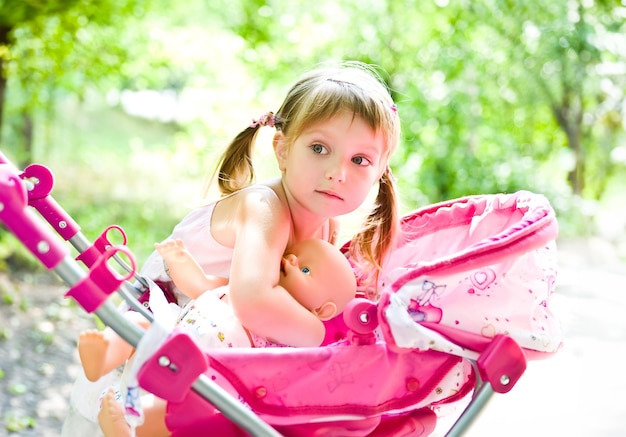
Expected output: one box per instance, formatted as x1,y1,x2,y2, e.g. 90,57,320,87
465,0,626,199
242,0,623,205
2,0,624,204
0,0,161,166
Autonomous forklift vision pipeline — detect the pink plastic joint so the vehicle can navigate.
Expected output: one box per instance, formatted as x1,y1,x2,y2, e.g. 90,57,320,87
137,329,209,403
65,245,136,312
476,334,527,393
0,165,69,269
344,298,379,345
76,225,128,268
20,164,81,241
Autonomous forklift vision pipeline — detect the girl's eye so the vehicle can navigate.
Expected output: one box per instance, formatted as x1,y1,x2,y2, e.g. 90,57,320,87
301,267,311,275
352,156,372,166
311,143,328,155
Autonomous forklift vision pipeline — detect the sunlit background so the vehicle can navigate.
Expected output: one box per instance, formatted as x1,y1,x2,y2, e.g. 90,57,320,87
1,0,625,261
0,1,625,435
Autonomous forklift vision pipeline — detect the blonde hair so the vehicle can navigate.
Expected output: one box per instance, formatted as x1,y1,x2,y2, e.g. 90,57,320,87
214,61,401,293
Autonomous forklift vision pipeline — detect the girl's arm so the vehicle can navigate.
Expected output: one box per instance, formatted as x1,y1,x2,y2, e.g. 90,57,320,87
227,189,326,347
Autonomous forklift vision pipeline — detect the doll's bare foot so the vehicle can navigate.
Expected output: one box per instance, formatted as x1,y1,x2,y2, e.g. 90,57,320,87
98,388,131,437
78,329,112,382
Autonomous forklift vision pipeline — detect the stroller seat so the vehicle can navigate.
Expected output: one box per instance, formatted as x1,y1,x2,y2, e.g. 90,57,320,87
153,191,562,436
0,153,562,437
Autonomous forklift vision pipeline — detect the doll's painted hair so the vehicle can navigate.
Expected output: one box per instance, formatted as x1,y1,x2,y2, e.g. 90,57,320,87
214,61,401,294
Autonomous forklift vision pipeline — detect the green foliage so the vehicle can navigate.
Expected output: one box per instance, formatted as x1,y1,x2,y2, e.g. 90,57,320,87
3,412,36,432
1,0,625,272
0,0,81,27
3,0,162,104
0,229,44,273
8,382,26,395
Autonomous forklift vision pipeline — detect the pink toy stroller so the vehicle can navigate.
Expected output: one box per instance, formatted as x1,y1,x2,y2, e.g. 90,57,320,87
0,151,562,436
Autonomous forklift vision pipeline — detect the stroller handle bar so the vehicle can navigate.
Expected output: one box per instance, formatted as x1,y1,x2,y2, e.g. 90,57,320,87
0,155,283,437
0,163,69,269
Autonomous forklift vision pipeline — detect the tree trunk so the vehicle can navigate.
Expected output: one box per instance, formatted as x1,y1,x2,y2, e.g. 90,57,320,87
0,26,11,140
566,129,584,196
21,110,34,167
552,96,585,196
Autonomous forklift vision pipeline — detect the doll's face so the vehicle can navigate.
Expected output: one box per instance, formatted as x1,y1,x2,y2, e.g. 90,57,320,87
279,239,356,317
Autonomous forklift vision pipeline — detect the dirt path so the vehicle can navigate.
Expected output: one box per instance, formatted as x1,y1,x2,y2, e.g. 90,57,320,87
0,274,94,437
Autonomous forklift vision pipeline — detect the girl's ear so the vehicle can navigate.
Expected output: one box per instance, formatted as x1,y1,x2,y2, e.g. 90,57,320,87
273,132,288,172
313,301,337,321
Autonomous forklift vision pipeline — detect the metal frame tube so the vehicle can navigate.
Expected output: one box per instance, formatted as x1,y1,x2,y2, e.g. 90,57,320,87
445,381,495,437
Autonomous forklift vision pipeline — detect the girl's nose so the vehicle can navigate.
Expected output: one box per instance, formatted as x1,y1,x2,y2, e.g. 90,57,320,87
325,160,346,182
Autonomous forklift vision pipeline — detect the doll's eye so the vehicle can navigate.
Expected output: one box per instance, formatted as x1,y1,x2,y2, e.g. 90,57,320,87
301,267,311,275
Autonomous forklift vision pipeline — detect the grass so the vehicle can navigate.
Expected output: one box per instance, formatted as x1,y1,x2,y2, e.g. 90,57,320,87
1,90,283,270
22,94,213,264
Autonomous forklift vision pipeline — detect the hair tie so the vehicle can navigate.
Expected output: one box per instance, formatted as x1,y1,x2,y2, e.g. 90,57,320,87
250,112,276,128
390,103,398,114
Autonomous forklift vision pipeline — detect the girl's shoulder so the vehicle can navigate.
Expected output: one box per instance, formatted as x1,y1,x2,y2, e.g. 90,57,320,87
230,183,283,205
218,183,289,220
225,183,292,245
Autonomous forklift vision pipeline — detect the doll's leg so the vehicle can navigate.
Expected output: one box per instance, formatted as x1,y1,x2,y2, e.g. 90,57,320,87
98,388,131,437
136,394,169,437
78,311,150,382
98,389,169,437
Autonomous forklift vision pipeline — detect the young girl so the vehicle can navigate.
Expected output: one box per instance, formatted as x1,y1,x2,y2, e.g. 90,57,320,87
140,60,401,349
88,60,402,437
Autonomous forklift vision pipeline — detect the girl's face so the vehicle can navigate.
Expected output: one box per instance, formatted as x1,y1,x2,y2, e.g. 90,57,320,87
274,111,386,218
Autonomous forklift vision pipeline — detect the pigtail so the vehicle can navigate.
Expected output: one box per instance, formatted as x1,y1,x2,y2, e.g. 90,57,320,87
212,127,259,196
350,168,400,298
211,112,280,196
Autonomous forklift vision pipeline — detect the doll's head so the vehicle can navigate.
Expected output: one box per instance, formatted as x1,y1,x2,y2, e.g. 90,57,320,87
279,239,356,321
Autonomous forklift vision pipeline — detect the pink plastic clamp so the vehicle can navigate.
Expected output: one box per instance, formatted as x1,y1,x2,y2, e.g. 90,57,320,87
137,329,209,403
0,164,69,269
343,298,379,345
65,245,136,313
476,334,527,394
20,164,81,241
76,225,128,268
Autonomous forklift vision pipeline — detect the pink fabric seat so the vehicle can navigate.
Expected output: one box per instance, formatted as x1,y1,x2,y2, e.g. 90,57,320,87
162,191,561,436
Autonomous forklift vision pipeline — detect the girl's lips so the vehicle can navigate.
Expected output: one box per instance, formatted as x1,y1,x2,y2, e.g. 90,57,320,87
316,190,343,200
